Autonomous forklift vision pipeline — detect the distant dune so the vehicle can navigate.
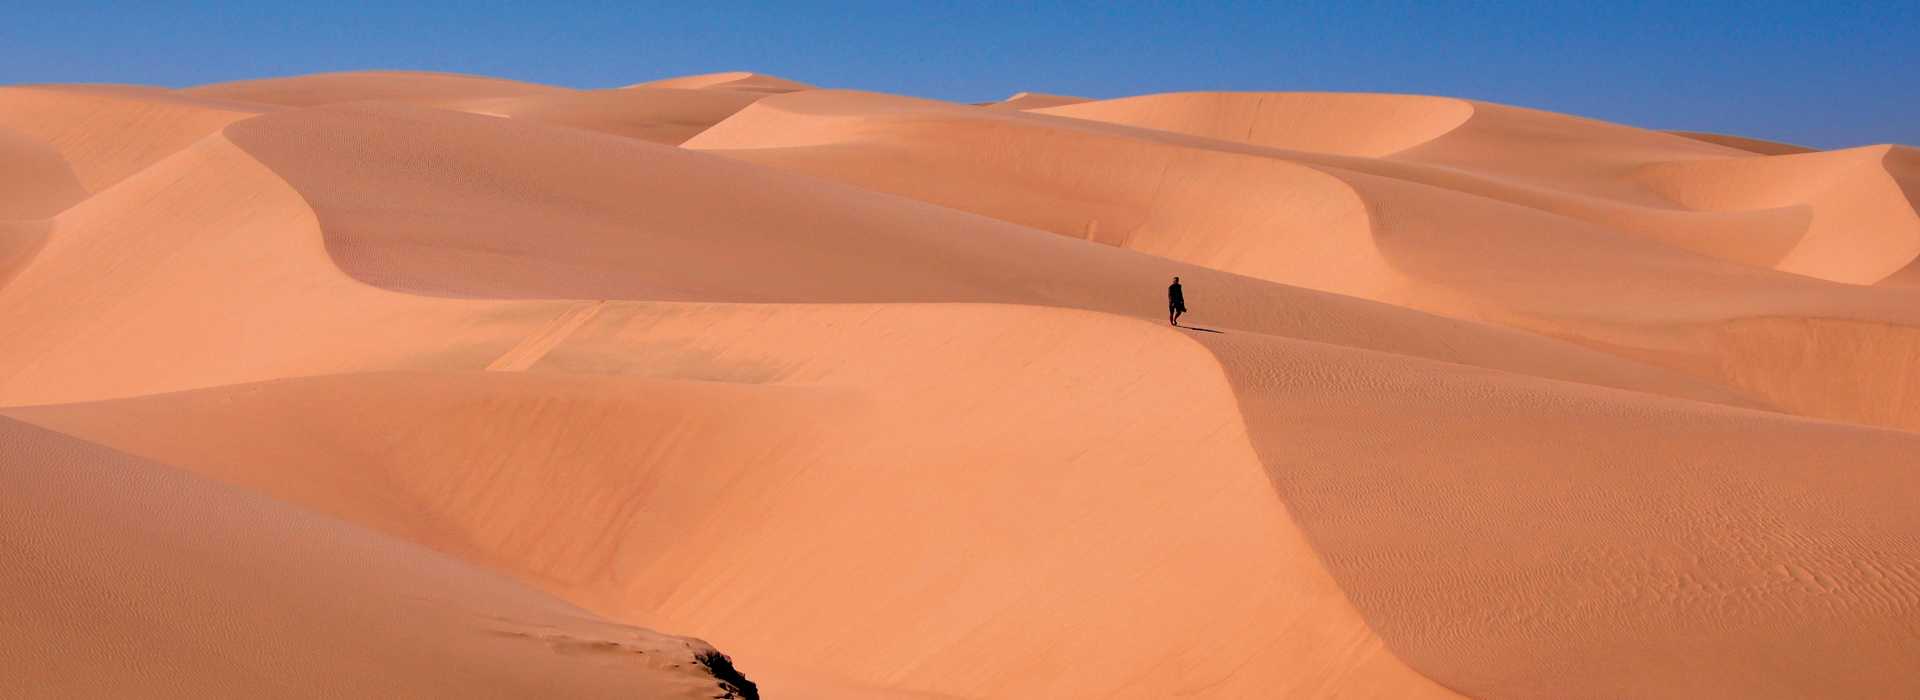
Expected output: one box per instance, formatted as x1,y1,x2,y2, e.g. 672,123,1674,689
447,87,766,144
2,69,1916,699
182,69,569,106
629,70,814,94
1668,130,1819,155
984,91,1091,110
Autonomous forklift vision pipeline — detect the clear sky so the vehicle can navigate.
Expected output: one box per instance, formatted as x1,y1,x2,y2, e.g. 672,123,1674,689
3,1,1914,148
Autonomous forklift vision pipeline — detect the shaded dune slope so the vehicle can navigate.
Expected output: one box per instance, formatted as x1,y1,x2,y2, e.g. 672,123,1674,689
0,125,87,219
0,220,51,290
1669,130,1818,156
1199,330,1920,698
0,417,754,699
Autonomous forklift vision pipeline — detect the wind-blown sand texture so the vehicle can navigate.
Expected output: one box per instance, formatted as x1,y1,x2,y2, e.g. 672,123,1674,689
2,70,1916,699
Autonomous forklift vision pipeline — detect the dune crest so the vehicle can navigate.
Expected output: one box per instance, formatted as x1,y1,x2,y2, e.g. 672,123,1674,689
1669,130,1818,155
986,91,1091,110
0,85,265,194
1037,91,1476,157
183,70,570,107
630,71,814,93
448,87,766,144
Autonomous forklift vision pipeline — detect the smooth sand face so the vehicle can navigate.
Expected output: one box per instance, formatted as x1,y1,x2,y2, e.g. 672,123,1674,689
2,70,1917,699
0,126,86,218
0,417,752,699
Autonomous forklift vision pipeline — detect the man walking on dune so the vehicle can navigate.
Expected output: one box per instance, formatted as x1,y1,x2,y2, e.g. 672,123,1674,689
1168,276,1186,326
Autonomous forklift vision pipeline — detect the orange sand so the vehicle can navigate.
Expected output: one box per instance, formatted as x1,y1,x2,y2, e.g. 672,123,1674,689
2,70,1916,699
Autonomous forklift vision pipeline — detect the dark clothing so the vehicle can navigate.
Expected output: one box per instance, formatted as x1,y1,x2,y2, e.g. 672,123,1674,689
1168,283,1186,312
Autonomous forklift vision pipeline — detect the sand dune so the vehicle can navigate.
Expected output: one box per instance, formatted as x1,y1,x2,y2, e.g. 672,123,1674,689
0,220,50,289
0,417,754,699
182,69,570,107
1036,93,1880,262
984,91,1090,110
0,97,1744,410
1633,145,1920,283
631,71,814,93
2,70,1917,698
1037,91,1477,157
8,312,1455,698
685,89,1920,430
448,87,767,144
0,129,548,405
1669,130,1818,156
0,84,266,194
1201,330,1920,698
0,125,86,218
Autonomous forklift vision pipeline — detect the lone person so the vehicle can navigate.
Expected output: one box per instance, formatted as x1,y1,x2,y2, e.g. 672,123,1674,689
1168,276,1187,326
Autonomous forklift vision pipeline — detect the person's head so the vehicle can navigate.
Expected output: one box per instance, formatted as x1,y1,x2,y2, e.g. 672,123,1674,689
1172,276,1180,283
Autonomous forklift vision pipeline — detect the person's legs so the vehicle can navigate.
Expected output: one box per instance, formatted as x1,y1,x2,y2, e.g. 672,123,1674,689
1169,304,1178,325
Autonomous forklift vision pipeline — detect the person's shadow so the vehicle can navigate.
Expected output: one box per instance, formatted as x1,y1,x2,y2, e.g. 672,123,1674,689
1178,325,1224,334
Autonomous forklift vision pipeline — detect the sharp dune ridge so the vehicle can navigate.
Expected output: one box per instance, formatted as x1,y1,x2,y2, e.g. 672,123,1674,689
1,69,1916,699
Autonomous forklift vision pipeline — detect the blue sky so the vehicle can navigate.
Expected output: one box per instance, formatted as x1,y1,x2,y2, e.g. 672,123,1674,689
3,1,1913,148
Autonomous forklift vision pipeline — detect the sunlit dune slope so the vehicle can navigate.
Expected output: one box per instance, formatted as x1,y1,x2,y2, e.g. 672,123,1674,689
0,417,754,699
